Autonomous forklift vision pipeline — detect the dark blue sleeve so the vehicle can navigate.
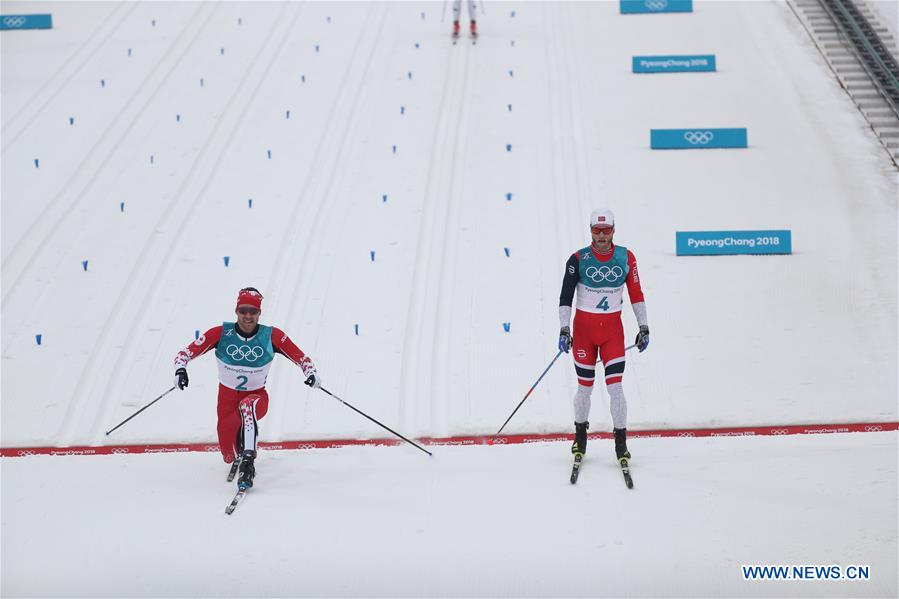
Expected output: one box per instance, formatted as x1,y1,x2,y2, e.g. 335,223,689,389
559,254,579,307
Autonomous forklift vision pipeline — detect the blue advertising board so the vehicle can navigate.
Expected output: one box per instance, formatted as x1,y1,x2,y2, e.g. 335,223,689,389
0,14,53,30
651,128,748,149
620,0,693,14
676,231,792,256
633,55,716,73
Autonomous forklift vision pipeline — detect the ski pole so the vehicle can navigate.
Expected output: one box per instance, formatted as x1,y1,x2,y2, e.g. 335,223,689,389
318,387,433,457
593,344,636,365
105,386,177,436
441,0,448,22
493,349,564,439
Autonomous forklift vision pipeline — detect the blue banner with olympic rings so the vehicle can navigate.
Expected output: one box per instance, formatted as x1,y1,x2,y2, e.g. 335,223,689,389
651,128,748,149
620,0,693,14
0,14,53,30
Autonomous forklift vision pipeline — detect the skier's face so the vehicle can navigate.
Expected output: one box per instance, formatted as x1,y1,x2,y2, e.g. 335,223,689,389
236,305,260,334
591,226,614,252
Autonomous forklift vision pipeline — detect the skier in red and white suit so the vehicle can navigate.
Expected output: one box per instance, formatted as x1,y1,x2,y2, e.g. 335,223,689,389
173,287,320,489
558,209,650,461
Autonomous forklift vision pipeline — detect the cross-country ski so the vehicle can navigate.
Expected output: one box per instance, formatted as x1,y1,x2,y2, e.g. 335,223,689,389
224,488,248,515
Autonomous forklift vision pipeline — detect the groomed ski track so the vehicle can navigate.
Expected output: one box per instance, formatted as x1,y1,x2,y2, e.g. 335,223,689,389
2,1,895,447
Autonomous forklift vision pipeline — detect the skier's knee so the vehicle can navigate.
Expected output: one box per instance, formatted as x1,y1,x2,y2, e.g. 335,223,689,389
574,361,595,387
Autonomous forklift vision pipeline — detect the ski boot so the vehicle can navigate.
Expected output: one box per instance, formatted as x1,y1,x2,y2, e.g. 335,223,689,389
452,20,460,38
237,450,256,490
614,428,631,461
470,20,478,38
571,421,589,456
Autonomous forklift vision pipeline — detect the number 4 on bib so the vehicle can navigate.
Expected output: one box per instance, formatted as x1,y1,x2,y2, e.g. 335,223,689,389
596,296,610,311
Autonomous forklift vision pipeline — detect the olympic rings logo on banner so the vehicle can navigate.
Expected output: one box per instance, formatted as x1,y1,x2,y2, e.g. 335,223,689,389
864,425,883,432
677,432,695,437
684,130,714,145
17,450,36,456
3,16,27,27
771,428,789,435
111,448,130,454
585,265,623,283
226,344,264,361
645,0,669,10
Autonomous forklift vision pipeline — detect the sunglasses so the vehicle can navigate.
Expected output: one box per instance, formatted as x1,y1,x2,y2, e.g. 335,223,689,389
237,307,260,315
591,226,613,234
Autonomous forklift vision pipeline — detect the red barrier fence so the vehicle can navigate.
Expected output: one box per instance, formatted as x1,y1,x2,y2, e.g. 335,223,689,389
2,421,896,457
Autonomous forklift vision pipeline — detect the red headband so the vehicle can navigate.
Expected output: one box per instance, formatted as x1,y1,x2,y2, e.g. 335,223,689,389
236,288,263,310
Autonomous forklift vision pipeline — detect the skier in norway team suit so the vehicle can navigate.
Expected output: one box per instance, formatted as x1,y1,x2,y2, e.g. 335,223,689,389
173,287,322,489
452,0,478,38
558,209,650,461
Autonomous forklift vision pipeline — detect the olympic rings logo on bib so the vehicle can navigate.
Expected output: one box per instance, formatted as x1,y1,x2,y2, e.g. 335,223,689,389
226,344,264,362
585,265,624,283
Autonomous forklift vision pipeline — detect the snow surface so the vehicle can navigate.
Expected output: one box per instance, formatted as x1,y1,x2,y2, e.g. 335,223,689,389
2,433,897,598
1,1,897,596
1,0,896,448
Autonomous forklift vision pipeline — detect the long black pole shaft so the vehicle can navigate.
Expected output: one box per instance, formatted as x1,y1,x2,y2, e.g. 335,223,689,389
494,349,564,439
105,386,177,436
319,387,433,456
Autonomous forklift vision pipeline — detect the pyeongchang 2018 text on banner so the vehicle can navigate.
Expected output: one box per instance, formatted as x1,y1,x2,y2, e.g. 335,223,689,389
676,230,792,256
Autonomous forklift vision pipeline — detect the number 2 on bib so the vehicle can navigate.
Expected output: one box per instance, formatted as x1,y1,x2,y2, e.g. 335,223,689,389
596,296,610,311
236,375,248,390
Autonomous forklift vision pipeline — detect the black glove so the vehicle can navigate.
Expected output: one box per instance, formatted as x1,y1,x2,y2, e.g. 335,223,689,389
175,367,189,390
304,372,322,390
558,326,572,353
635,325,650,352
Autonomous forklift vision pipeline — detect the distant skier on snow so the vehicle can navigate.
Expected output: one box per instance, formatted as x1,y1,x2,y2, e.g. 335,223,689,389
558,209,649,463
452,0,478,39
173,287,322,490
